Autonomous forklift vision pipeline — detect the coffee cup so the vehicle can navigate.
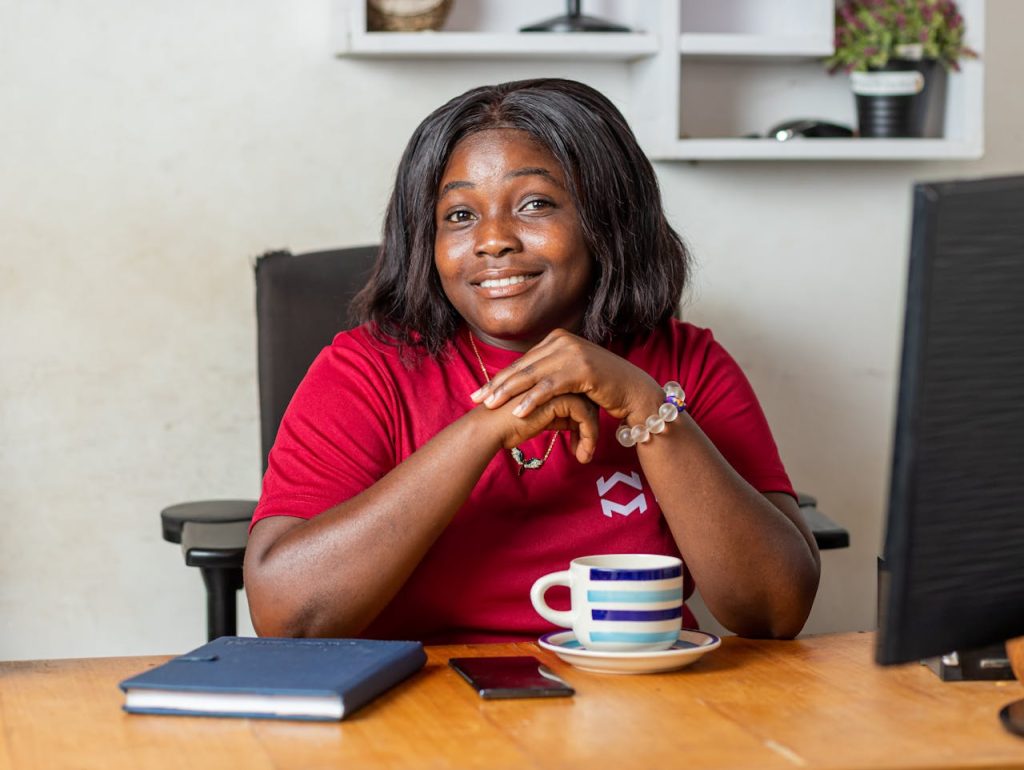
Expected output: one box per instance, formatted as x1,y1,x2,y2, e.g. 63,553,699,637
530,554,683,652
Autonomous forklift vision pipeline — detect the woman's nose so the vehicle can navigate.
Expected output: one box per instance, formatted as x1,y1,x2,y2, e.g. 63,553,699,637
474,214,521,258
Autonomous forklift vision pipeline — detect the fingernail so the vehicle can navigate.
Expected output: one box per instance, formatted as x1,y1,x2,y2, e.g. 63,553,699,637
484,395,497,407
512,403,526,417
470,387,485,401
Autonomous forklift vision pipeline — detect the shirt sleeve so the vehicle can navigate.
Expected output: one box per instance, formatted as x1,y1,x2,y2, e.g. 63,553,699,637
685,329,796,499
250,332,400,528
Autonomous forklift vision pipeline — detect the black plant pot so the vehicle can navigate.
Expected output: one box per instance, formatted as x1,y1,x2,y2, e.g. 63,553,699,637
853,59,938,138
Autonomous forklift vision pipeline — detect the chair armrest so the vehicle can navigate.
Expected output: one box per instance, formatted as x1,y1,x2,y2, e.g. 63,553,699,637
161,500,257,544
182,520,249,569
796,492,850,550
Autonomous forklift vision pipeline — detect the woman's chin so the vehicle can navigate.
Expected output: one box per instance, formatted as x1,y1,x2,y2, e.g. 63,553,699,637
470,329,538,352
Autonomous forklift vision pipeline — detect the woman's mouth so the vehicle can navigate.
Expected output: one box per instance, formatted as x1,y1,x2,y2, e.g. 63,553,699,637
479,275,529,289
472,272,541,297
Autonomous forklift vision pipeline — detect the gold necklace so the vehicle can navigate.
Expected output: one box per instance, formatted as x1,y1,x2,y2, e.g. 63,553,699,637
468,332,559,476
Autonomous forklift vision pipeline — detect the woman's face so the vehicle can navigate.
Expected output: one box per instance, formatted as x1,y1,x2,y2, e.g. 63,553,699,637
434,128,592,351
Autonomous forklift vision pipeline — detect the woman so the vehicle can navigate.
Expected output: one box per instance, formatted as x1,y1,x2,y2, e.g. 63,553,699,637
244,78,819,643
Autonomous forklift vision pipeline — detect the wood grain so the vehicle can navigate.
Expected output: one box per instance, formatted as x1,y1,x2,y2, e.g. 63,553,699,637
1,634,1023,770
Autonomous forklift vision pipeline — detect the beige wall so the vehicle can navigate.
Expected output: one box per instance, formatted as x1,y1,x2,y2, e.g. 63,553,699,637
1,0,1021,660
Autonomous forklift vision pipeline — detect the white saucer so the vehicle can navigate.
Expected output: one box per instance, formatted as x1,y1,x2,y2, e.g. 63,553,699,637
538,629,721,675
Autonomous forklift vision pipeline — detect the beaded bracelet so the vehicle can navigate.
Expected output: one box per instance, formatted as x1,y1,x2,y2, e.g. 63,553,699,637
615,381,687,447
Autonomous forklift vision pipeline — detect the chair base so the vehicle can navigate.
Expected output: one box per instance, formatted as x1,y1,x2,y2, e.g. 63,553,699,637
201,565,243,640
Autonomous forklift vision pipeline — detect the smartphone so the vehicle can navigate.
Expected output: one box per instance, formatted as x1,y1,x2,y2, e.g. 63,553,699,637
448,656,574,700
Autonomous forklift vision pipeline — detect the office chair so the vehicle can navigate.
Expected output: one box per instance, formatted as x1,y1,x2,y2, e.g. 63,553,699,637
161,245,849,641
161,245,377,640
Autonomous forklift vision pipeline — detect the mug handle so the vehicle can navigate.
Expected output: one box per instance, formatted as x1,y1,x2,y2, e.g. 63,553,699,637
530,570,573,628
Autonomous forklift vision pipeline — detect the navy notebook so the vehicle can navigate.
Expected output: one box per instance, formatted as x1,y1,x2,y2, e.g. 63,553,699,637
119,637,426,721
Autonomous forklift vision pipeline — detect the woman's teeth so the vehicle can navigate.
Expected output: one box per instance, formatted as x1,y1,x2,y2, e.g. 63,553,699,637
479,275,529,288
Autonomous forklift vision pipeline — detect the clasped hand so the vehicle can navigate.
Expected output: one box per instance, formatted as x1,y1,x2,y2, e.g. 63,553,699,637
470,329,663,464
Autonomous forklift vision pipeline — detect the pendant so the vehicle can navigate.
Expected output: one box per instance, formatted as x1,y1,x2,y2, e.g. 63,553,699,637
511,446,544,475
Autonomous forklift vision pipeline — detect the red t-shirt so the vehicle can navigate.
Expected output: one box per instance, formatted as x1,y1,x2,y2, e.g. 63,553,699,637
252,319,794,643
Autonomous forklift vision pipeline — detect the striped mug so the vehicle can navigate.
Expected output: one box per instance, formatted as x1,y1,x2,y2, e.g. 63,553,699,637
530,554,684,652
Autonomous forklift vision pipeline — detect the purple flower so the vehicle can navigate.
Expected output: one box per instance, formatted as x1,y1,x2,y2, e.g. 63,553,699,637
863,46,879,56
919,28,929,42
895,12,906,28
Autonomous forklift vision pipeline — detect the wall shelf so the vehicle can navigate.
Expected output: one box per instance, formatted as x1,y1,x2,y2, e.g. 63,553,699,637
345,32,658,61
337,0,986,162
678,33,833,58
667,138,984,162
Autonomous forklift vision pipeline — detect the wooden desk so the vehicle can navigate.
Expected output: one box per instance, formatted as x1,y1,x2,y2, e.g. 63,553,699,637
1,633,1022,770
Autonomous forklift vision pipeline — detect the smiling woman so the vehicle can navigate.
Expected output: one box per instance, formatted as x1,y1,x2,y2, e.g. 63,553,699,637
242,79,820,645
434,129,592,350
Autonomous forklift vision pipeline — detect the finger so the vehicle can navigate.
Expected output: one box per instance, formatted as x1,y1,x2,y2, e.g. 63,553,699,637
469,353,534,404
486,357,562,413
541,395,598,464
471,332,570,405
571,399,599,464
509,373,563,418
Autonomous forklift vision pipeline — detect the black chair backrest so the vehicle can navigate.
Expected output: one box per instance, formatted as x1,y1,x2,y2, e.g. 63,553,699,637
254,246,378,472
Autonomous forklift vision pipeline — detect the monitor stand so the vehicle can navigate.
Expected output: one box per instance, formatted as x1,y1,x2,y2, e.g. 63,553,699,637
519,0,631,33
923,642,1014,681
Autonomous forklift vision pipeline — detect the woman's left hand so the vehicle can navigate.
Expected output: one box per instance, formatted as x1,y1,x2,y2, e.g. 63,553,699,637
470,328,663,423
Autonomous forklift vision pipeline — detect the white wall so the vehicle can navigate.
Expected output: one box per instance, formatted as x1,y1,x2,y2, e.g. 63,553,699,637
1,0,1021,660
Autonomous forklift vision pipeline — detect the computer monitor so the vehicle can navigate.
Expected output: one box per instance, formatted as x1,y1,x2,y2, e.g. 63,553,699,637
877,174,1024,673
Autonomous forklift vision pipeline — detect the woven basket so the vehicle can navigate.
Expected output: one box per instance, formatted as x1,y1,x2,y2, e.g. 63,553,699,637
367,0,453,32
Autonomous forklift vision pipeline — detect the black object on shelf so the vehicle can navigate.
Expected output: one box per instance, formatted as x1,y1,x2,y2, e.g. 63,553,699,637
767,119,854,141
520,0,630,33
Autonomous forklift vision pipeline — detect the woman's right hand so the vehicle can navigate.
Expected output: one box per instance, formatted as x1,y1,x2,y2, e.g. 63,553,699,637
486,392,599,464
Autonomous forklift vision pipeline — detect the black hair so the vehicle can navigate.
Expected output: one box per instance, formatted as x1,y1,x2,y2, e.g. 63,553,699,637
352,77,690,357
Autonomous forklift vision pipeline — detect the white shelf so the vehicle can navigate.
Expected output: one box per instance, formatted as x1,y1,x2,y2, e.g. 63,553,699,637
344,31,658,61
659,138,984,162
336,0,985,162
678,33,832,58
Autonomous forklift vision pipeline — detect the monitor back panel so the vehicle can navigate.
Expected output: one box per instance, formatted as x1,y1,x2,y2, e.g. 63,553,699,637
878,175,1024,664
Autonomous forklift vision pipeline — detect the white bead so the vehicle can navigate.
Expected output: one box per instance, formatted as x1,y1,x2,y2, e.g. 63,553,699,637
659,402,679,422
645,415,666,434
630,424,651,444
616,425,637,447
664,381,685,401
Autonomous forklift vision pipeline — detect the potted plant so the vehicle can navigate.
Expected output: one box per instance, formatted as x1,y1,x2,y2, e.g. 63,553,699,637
826,0,978,138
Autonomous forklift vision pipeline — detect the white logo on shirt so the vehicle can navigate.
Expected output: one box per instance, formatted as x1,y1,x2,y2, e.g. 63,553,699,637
596,471,648,518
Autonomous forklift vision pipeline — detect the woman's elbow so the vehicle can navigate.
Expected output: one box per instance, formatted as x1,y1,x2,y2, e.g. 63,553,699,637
244,563,367,639
766,569,820,639
730,573,820,640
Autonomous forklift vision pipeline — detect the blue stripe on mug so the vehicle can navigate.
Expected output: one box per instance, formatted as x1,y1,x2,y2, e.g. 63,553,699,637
589,566,682,581
589,630,681,644
591,607,682,622
587,589,682,603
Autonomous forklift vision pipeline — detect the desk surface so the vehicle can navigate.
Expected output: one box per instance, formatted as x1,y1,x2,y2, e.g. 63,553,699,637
1,632,1022,770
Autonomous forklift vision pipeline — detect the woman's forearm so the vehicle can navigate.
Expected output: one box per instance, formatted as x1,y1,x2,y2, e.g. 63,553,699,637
244,406,503,638
634,391,820,638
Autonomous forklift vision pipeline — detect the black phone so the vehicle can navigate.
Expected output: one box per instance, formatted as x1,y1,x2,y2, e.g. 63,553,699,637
448,656,574,700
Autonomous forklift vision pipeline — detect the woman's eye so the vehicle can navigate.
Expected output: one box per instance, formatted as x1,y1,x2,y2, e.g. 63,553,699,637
522,199,554,213
444,209,475,223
